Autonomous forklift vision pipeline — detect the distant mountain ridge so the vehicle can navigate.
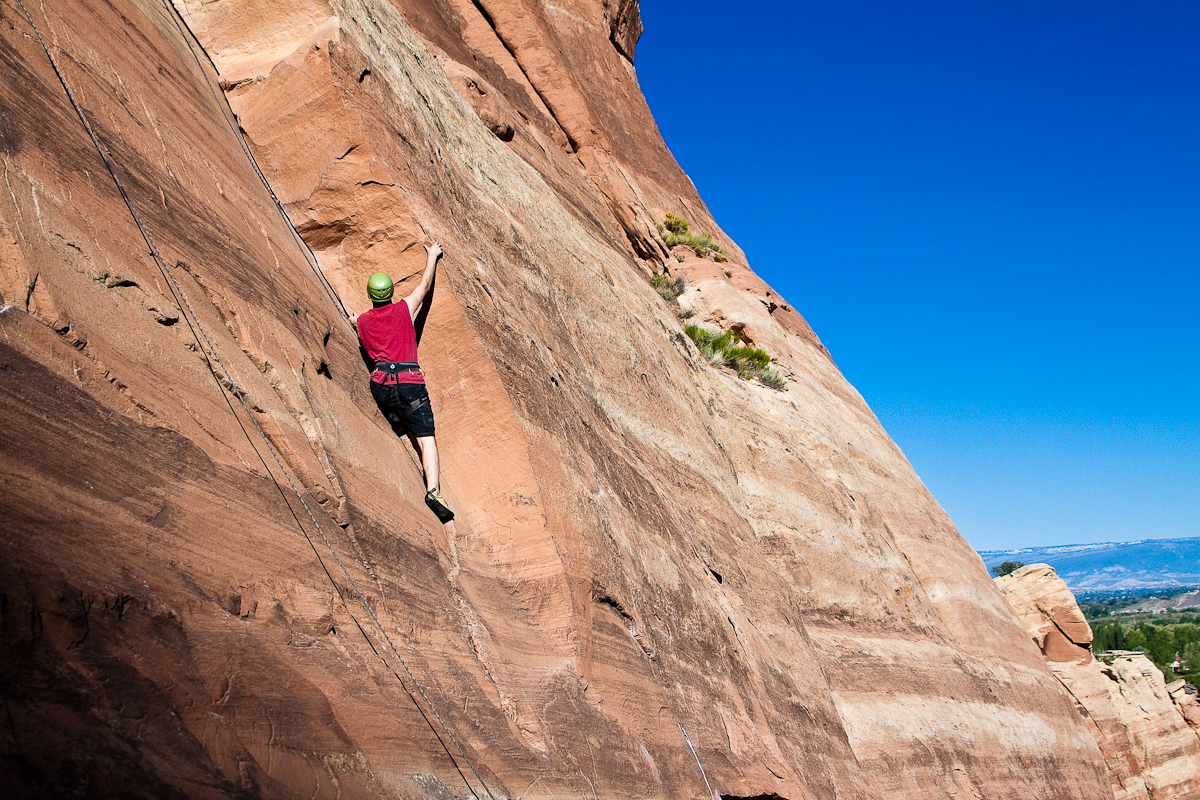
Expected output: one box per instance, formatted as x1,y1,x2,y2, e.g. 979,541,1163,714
979,537,1200,591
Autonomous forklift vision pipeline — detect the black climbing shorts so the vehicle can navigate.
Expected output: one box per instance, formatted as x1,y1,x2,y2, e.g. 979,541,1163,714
370,381,436,438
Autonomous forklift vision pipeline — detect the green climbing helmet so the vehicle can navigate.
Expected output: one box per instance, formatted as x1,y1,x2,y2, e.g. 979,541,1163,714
367,272,394,302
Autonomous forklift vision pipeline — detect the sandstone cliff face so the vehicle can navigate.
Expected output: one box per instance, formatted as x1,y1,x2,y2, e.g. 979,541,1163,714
1,1,1113,798
997,565,1200,800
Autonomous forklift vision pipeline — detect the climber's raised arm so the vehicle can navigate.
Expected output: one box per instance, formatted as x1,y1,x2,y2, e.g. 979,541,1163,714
405,242,443,323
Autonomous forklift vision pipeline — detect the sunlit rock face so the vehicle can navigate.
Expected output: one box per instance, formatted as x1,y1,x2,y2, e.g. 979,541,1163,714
1,0,1112,798
995,564,1095,664
998,565,1200,800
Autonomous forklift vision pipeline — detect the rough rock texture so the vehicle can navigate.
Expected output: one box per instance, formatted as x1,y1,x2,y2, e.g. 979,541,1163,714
995,564,1095,664
1170,681,1200,730
1,0,1114,798
998,565,1200,800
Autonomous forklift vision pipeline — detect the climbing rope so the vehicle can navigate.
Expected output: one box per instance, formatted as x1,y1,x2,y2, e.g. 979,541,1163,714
679,722,719,800
158,0,350,321
15,3,496,797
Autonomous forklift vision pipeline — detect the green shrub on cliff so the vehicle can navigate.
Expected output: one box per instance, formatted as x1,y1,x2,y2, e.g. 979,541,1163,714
648,271,696,319
663,211,689,234
758,367,786,391
655,214,726,260
649,272,686,302
684,324,785,391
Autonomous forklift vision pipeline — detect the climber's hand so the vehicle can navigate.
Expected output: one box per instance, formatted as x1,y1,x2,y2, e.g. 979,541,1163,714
425,242,443,262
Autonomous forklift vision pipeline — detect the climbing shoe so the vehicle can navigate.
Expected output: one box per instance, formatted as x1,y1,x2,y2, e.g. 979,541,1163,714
425,490,455,523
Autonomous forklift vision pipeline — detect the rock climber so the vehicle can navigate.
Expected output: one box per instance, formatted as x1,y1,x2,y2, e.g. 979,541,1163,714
354,242,454,523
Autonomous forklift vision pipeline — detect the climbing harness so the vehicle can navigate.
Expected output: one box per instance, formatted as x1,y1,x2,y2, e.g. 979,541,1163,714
373,365,431,430
374,360,423,378
16,3,495,797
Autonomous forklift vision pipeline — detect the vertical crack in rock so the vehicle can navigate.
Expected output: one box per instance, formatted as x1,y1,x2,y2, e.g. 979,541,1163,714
469,0,579,153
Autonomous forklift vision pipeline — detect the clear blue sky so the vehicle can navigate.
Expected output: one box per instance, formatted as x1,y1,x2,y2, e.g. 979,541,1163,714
635,1,1199,551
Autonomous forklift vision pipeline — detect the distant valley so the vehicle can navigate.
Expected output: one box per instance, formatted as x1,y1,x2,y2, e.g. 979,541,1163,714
978,537,1200,592
1121,589,1200,613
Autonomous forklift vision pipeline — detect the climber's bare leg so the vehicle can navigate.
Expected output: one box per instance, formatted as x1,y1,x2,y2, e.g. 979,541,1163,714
413,434,440,495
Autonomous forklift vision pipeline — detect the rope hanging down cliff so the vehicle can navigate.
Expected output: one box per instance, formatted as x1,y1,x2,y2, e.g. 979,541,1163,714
14,3,497,797
159,0,350,322
679,722,720,800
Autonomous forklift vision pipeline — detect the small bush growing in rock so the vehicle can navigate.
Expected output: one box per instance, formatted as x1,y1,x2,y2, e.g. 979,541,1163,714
684,324,786,391
691,233,721,259
649,272,686,303
655,215,726,261
759,368,786,391
649,272,701,322
663,211,689,234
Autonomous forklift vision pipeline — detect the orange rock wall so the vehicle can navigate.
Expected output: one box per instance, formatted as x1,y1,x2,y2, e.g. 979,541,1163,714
1,0,1113,798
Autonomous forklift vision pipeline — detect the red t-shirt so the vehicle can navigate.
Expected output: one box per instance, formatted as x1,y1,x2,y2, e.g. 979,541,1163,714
356,300,425,385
